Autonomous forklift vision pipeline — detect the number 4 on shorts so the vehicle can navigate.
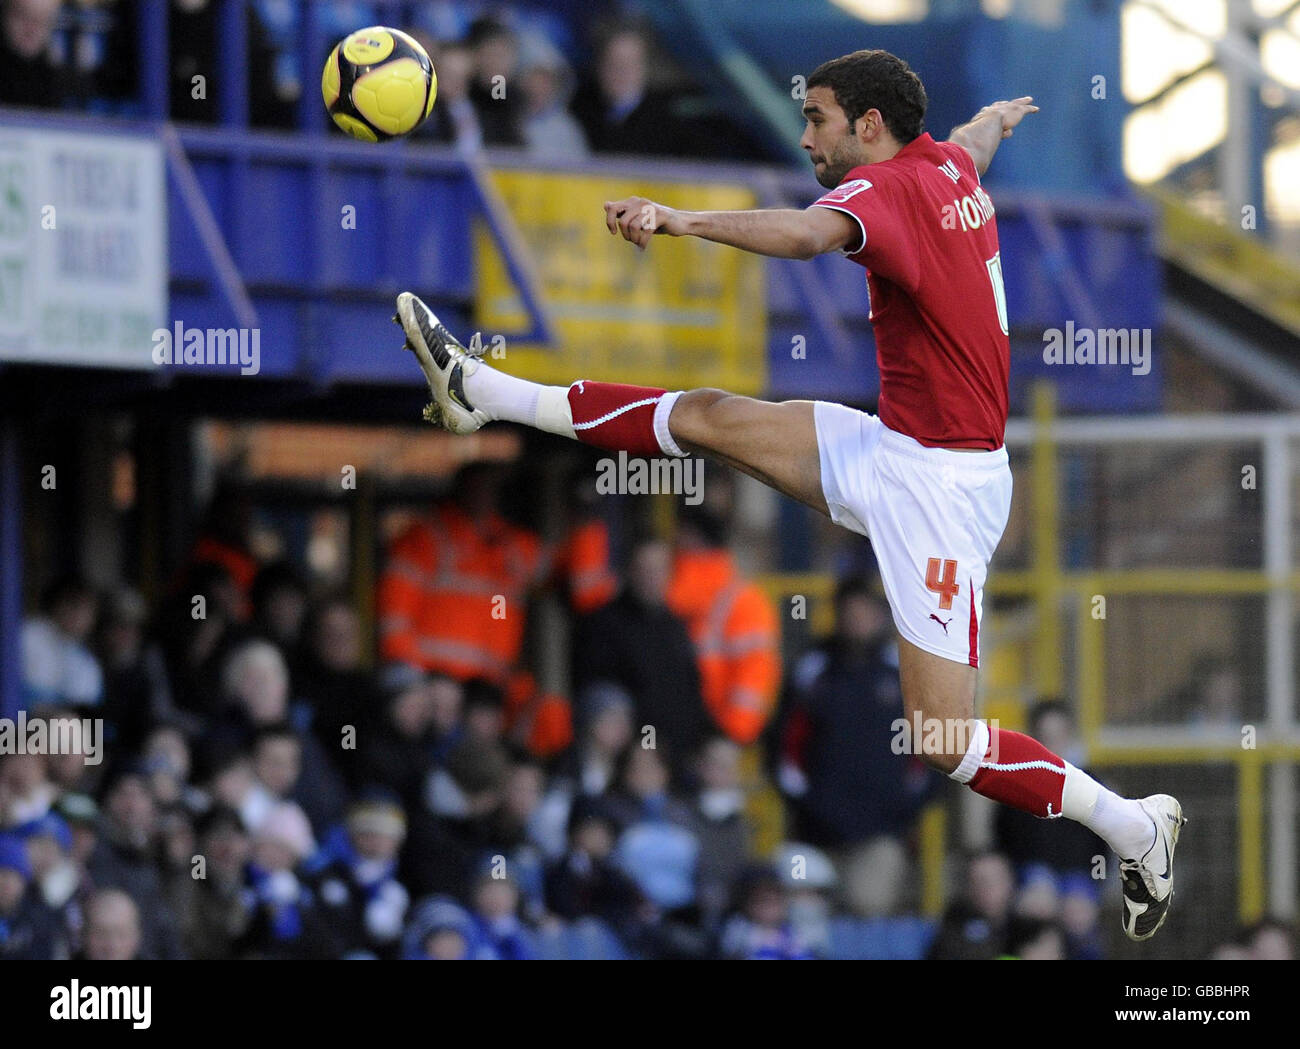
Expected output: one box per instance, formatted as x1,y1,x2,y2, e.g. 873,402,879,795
925,557,960,610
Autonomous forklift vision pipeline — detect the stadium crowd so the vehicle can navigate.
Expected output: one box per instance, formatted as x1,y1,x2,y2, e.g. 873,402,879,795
0,0,769,161
6,456,1295,962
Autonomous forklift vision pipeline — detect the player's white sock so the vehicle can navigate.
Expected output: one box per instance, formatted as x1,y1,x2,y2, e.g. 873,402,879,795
462,363,575,439
1061,763,1155,859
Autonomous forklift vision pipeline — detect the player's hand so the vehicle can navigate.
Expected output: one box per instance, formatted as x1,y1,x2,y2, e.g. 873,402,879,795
603,197,685,250
978,96,1039,138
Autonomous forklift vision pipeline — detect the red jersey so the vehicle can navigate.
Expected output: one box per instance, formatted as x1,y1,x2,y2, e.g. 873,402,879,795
811,133,1010,449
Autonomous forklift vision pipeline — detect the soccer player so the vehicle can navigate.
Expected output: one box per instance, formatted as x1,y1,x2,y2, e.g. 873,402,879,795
394,49,1185,941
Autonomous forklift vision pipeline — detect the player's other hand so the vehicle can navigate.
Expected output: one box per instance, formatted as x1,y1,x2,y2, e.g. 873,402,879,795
979,96,1039,138
603,197,685,250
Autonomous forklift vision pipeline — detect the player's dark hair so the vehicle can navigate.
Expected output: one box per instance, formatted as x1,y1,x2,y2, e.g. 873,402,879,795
808,49,927,143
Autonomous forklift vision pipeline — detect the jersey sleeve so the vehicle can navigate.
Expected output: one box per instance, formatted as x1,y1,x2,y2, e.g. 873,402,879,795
810,171,912,278
938,139,980,183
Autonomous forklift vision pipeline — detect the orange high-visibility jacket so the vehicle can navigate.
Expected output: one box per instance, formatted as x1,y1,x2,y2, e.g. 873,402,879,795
555,518,617,615
667,549,781,745
377,504,545,683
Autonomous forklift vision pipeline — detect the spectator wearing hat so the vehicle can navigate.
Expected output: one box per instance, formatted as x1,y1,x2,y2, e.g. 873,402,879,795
311,793,411,959
0,833,65,959
86,763,184,959
517,31,588,162
402,894,482,960
236,801,338,959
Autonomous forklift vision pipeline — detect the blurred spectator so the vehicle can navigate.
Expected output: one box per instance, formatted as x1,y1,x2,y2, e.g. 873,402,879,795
311,793,410,959
401,894,480,960
927,851,1016,960
357,666,462,805
86,763,183,959
21,575,103,709
155,561,242,720
212,639,348,834
772,841,837,956
168,0,295,126
1002,915,1066,960
377,463,544,686
554,474,616,615
0,832,65,958
839,836,909,918
571,20,684,156
236,801,337,959
40,708,99,795
468,869,533,960
574,536,710,765
186,480,259,611
1221,918,1297,960
779,576,940,852
424,736,510,829
465,15,524,146
203,745,273,834
248,560,310,658
0,752,55,828
719,866,816,960
692,737,752,925
295,594,379,778
21,810,82,914
182,806,252,959
98,588,190,751
517,31,588,162
607,746,701,937
0,0,64,109
668,505,781,745
544,801,643,935
142,723,203,810
480,757,549,918
78,887,143,961
418,41,483,152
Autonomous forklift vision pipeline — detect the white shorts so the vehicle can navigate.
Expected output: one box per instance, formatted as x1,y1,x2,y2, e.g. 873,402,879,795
814,401,1013,667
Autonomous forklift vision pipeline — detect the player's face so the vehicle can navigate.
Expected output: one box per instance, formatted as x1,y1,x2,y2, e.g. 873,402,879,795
800,87,868,189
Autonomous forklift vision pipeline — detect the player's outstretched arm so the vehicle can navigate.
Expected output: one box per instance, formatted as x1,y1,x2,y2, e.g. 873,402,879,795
603,197,857,260
948,96,1039,176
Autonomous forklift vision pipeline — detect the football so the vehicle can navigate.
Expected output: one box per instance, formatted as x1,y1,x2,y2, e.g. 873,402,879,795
322,26,437,142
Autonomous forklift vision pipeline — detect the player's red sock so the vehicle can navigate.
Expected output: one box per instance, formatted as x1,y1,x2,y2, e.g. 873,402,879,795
963,726,1067,818
567,381,676,457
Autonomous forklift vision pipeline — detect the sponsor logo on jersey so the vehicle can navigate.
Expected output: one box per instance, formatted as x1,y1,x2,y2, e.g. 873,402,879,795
822,177,873,203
